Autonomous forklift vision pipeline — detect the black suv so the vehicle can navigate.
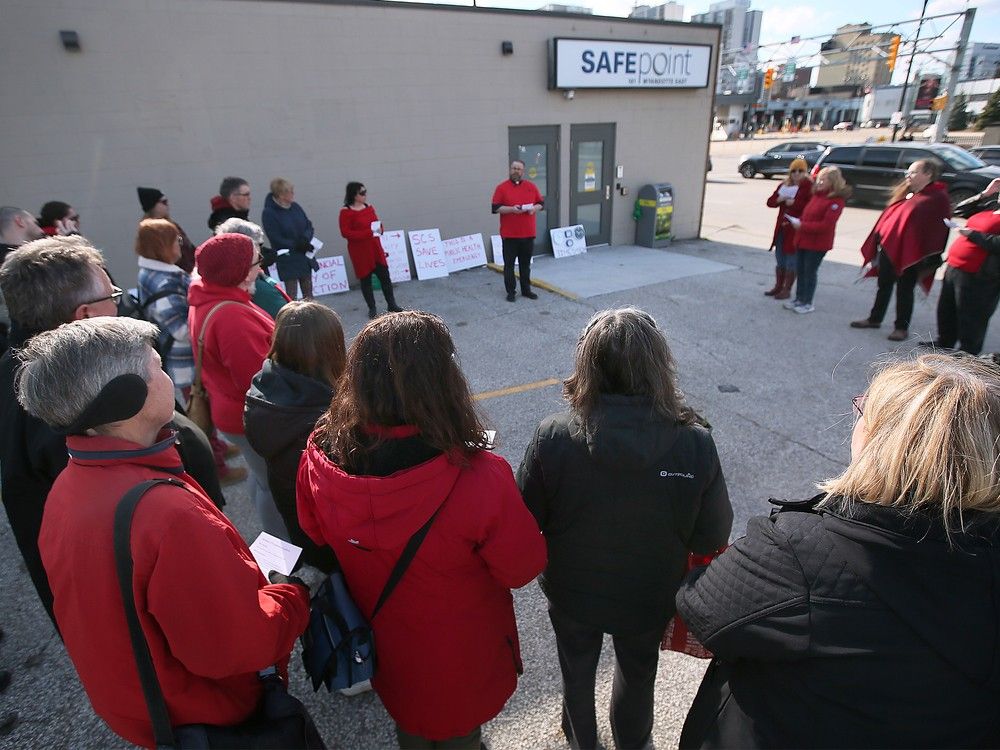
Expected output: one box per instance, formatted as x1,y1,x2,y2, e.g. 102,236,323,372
811,142,1000,205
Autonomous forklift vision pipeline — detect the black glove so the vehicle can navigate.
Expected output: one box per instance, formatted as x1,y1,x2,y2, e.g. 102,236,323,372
294,238,312,254
268,570,308,591
308,256,320,272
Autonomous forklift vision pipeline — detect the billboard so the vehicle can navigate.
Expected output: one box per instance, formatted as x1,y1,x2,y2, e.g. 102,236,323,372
915,74,941,110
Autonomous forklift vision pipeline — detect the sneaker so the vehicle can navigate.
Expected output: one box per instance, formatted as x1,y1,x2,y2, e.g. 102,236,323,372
794,303,815,314
782,299,800,310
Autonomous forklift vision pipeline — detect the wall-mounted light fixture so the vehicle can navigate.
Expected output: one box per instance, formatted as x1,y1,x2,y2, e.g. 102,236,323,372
501,41,513,55
60,30,81,52
564,89,575,100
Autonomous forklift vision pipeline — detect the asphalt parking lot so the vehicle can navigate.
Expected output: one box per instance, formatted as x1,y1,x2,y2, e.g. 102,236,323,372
2,132,997,748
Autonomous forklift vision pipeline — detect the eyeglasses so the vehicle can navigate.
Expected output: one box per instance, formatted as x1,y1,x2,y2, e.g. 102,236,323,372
790,169,806,174
250,255,263,268
158,198,169,205
86,285,124,306
851,394,866,417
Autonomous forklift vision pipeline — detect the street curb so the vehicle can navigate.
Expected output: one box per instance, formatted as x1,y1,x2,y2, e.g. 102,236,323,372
486,262,579,300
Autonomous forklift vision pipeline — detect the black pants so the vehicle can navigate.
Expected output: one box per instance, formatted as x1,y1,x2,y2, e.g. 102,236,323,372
869,250,920,330
395,724,481,750
501,237,534,295
548,604,662,750
937,265,1000,355
359,264,396,312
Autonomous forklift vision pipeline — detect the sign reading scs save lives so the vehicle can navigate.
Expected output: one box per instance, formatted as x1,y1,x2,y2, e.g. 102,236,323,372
551,38,711,89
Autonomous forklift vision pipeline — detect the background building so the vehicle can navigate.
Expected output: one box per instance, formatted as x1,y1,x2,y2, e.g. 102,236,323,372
691,0,762,94
960,43,1000,81
2,0,720,284
536,3,593,13
815,23,895,89
629,2,684,21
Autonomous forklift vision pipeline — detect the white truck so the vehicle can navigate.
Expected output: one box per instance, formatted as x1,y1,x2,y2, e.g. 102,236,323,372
861,86,904,128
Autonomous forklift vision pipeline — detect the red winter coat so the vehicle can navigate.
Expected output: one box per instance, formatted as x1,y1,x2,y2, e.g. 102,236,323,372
297,433,547,739
339,204,388,279
766,178,812,253
795,189,846,252
860,182,952,294
188,279,274,434
39,432,309,748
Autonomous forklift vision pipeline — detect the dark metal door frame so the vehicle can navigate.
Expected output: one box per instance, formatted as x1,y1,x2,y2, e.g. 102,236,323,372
569,123,616,246
508,125,560,254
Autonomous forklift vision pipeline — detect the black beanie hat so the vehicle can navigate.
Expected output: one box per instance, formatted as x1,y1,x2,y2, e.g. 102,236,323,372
137,187,164,214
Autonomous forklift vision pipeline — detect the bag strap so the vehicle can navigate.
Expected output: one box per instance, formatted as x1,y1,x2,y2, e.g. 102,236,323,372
113,478,187,750
192,301,238,392
370,501,446,620
139,289,176,311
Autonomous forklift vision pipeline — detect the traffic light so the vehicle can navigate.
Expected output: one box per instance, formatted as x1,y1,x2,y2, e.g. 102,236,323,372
887,35,901,72
763,68,775,89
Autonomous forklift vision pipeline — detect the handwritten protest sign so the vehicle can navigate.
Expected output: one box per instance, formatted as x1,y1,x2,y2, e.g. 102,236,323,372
408,229,449,280
442,233,488,272
311,256,350,297
380,230,412,283
550,225,588,259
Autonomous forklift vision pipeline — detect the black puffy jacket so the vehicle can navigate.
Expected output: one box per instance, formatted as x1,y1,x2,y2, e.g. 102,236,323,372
517,395,733,635
244,359,335,572
677,495,1000,749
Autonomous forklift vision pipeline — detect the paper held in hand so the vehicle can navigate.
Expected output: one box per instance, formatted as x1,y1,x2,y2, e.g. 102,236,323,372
249,532,302,577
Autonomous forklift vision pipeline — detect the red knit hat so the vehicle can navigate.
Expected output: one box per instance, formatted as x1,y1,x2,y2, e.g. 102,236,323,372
195,233,254,287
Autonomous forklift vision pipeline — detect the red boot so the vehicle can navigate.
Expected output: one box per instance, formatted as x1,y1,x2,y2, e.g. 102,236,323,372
764,268,784,296
774,270,795,300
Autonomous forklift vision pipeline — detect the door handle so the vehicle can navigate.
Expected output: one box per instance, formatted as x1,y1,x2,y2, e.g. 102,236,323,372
605,185,610,199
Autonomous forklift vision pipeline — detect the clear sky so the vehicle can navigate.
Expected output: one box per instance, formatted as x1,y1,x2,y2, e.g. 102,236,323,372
394,0,1000,79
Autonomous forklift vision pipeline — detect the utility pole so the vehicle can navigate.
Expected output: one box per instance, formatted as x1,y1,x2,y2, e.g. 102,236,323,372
930,8,976,142
892,0,929,142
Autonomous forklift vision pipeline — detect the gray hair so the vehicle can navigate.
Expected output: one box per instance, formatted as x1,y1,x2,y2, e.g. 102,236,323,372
0,236,106,334
0,206,33,235
215,217,265,246
16,318,158,430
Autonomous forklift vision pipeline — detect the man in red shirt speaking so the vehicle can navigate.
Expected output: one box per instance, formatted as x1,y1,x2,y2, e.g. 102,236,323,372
492,160,544,302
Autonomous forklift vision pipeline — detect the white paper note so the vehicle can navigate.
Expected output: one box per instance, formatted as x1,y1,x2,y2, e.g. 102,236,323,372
310,237,324,251
249,532,302,577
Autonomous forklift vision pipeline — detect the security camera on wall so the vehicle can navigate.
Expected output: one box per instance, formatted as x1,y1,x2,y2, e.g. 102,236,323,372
564,89,575,100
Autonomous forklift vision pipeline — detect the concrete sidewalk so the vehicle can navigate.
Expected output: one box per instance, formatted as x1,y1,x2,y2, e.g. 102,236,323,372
2,236,995,749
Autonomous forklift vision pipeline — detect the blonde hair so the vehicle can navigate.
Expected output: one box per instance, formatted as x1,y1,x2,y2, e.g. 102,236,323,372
816,166,852,199
820,354,1000,535
270,178,293,198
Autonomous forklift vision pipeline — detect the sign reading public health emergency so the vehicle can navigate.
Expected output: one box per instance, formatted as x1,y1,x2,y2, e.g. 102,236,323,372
552,38,711,89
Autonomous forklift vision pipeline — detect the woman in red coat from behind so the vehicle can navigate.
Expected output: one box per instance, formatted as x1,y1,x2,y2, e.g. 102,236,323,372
297,311,546,749
764,158,812,299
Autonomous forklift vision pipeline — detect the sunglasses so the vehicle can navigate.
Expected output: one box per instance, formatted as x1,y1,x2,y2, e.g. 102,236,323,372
86,285,124,306
358,189,367,196
790,169,806,174
68,214,81,222
851,394,866,417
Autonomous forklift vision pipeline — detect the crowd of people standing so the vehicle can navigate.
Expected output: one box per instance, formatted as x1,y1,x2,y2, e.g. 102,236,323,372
0,160,999,749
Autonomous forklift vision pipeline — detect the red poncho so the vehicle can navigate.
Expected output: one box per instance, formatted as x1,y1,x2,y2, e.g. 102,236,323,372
860,182,952,294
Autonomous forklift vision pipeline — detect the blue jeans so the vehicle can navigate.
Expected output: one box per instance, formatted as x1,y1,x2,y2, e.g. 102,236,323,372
795,250,827,305
774,234,796,271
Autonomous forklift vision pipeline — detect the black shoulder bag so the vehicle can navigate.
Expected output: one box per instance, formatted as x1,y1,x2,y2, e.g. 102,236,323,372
113,479,325,749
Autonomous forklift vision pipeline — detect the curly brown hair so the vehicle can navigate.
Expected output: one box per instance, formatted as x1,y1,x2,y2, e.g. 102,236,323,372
313,311,490,471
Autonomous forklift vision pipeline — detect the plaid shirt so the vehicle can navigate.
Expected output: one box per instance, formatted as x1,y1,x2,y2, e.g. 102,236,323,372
137,258,194,389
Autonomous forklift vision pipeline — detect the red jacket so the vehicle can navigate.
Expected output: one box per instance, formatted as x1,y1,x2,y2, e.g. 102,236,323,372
766,178,812,253
795,189,846,252
948,210,1000,273
188,279,274,434
38,432,309,748
339,204,388,278
297,435,546,739
860,182,952,293
492,179,543,239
